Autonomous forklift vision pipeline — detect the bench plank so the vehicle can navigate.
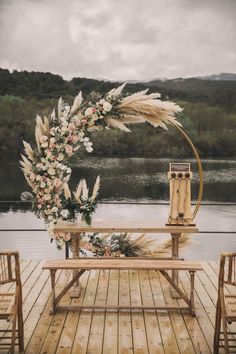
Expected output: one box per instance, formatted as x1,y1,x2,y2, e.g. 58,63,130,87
43,259,203,271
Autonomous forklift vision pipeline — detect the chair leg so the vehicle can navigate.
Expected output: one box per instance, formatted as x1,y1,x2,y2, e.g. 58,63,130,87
214,297,221,354
17,286,24,353
222,316,230,354
10,312,17,354
220,292,230,354
17,293,24,353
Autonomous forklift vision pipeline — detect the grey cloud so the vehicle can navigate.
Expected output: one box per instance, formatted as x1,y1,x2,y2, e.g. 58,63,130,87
0,0,235,80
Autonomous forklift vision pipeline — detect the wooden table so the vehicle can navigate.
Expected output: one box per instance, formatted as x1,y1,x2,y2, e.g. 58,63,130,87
53,222,198,261
52,222,198,294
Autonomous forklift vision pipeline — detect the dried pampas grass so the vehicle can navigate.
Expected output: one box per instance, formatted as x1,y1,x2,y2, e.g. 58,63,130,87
152,233,191,255
105,117,131,132
114,85,183,131
91,176,100,202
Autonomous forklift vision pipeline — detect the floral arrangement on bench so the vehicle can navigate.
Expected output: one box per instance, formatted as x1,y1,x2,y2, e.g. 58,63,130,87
20,83,182,248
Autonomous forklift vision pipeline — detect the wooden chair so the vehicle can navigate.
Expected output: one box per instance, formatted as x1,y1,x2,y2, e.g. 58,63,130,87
0,251,24,353
214,253,236,353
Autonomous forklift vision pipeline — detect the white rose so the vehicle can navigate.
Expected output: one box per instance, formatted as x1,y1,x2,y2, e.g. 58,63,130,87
85,107,94,116
86,146,93,153
72,136,80,144
41,142,48,148
84,141,93,147
103,101,112,112
57,153,65,161
48,168,56,175
92,113,99,121
36,163,43,169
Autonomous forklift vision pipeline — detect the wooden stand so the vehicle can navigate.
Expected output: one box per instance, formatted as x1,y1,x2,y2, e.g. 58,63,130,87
167,162,194,226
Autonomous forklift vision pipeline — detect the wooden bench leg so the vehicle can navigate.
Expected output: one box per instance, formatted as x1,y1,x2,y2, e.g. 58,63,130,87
71,233,81,297
189,271,196,316
50,270,56,315
171,233,181,299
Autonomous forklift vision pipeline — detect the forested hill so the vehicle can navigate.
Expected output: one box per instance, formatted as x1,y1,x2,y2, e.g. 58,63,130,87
0,67,236,158
1,68,236,110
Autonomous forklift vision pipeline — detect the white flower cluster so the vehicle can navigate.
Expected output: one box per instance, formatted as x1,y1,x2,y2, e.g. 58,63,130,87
20,92,117,224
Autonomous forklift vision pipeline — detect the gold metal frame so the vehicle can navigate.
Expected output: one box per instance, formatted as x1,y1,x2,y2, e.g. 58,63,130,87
172,124,203,221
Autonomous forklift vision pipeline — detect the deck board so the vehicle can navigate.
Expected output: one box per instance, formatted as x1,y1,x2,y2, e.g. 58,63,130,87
0,260,232,353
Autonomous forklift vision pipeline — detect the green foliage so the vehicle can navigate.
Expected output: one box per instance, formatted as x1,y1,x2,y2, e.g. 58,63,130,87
0,95,57,155
0,68,236,158
77,233,141,257
109,234,140,257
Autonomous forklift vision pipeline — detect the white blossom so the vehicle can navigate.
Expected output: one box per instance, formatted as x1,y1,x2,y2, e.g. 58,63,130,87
85,107,94,116
103,101,112,112
86,146,93,153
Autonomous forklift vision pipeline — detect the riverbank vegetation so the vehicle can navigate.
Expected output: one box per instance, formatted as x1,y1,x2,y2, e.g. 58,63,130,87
0,68,236,158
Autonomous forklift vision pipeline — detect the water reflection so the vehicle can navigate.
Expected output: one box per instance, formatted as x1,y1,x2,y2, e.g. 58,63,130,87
0,157,236,202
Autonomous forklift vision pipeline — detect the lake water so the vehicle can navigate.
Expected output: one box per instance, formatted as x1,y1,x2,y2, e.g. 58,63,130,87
0,157,236,260
2,157,236,202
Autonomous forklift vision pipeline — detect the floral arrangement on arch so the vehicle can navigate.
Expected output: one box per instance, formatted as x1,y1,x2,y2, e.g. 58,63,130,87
20,83,182,242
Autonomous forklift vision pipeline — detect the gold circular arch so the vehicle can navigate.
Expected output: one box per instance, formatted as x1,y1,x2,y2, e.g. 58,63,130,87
172,124,203,221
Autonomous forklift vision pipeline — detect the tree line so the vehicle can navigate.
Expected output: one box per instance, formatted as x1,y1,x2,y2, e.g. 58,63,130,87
0,68,236,159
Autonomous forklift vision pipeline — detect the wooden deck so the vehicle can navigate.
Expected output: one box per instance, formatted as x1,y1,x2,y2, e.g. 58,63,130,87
0,259,234,353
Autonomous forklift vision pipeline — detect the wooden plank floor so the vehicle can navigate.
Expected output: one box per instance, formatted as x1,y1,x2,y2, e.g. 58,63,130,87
0,260,235,353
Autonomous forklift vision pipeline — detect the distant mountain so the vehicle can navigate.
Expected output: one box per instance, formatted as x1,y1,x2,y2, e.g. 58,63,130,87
197,73,236,81
129,73,236,83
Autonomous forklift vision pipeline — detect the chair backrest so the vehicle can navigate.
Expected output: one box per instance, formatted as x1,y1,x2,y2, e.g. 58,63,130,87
0,251,21,286
219,253,236,287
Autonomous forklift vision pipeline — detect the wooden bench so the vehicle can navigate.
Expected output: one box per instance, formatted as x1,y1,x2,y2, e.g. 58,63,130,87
43,258,203,316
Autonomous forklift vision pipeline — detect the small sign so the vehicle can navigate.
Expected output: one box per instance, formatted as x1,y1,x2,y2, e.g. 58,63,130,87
169,163,190,172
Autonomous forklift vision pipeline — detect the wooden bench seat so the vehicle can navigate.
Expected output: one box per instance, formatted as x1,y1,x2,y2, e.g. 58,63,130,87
43,258,202,271
43,258,203,316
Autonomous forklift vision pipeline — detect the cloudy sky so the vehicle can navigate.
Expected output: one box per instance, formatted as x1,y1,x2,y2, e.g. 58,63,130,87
0,0,235,81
